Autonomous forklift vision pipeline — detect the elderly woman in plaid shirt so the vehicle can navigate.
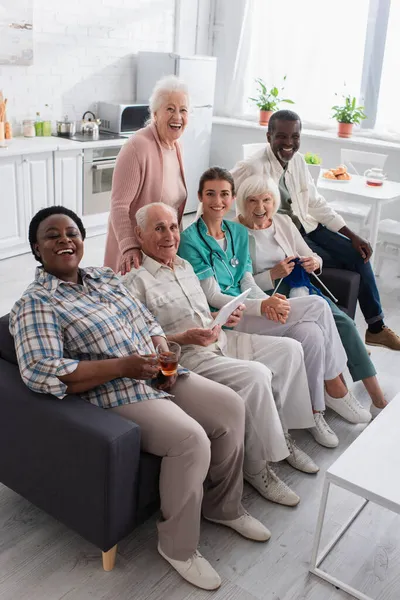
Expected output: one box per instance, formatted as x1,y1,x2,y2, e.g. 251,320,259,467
9,206,270,592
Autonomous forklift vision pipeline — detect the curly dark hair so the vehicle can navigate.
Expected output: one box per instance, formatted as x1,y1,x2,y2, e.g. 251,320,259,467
198,166,235,196
268,109,302,134
28,205,86,263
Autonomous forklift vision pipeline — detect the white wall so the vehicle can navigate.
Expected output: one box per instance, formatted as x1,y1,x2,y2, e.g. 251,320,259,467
0,0,177,132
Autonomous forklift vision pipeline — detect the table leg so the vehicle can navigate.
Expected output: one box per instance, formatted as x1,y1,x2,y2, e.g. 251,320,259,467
368,201,382,269
310,478,330,570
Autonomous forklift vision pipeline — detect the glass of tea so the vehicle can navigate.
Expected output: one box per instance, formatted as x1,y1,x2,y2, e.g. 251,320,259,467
156,341,181,376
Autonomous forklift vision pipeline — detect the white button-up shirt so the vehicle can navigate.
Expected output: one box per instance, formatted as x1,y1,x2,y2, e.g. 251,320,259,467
231,143,346,234
124,254,228,356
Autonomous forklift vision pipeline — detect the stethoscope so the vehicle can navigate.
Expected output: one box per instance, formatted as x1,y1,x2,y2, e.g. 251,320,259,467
196,218,240,271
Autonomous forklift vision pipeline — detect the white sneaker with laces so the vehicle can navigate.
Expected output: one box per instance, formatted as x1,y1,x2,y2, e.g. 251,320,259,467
324,390,372,424
244,464,300,506
284,433,319,473
158,543,221,590
205,512,271,542
308,412,339,448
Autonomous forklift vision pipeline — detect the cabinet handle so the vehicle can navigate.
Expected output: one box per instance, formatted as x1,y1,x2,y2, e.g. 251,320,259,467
23,158,28,163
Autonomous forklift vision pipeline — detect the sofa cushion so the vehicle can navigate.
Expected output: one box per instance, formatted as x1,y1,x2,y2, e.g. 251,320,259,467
0,314,18,365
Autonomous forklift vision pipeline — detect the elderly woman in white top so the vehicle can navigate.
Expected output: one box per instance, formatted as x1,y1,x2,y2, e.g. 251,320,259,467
235,174,388,421
104,75,188,275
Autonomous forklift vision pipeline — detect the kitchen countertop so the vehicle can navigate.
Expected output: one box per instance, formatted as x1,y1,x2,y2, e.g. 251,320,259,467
0,135,129,157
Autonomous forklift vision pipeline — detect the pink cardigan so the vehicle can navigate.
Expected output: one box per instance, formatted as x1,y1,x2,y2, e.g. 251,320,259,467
104,123,187,272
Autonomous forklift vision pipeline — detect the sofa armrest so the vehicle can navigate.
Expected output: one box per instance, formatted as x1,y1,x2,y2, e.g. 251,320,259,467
0,360,141,551
318,268,360,319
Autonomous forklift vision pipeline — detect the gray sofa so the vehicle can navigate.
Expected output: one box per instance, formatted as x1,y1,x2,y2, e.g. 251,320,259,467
0,314,161,570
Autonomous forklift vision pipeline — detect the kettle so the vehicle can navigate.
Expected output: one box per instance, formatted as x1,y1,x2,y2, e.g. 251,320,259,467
364,167,386,187
81,111,101,136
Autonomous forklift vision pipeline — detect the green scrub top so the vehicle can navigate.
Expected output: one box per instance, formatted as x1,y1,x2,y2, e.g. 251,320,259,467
178,217,253,298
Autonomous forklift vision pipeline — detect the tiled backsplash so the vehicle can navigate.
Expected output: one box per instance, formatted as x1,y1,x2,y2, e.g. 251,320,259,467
0,0,175,134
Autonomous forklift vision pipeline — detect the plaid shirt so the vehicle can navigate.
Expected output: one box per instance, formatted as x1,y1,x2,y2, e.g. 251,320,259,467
9,266,186,408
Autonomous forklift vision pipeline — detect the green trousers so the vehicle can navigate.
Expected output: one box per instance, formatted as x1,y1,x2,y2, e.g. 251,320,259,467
266,283,376,382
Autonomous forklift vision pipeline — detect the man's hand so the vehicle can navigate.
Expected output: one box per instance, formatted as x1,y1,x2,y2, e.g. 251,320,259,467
339,226,372,263
350,233,372,263
120,354,160,379
261,294,290,324
182,326,221,346
299,256,319,273
224,304,245,328
270,256,297,280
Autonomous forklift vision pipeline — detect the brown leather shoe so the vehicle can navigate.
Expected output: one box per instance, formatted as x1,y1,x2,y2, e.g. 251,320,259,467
365,327,400,350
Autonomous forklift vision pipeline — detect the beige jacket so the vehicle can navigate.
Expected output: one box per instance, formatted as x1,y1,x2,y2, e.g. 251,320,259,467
237,214,323,292
231,143,346,234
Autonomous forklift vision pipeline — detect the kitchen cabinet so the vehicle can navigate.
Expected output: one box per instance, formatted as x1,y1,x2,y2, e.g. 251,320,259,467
54,150,83,214
22,152,55,218
0,156,28,260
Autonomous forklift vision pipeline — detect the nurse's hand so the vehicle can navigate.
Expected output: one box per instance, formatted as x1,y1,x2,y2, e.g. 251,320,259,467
224,304,245,328
261,294,290,324
181,327,221,346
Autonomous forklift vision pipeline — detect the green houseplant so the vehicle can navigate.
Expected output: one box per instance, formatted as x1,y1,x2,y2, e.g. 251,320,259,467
304,152,322,184
249,76,294,126
331,94,366,138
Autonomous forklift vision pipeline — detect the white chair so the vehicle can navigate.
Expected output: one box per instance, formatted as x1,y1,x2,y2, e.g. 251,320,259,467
325,149,388,235
242,143,265,160
375,219,400,277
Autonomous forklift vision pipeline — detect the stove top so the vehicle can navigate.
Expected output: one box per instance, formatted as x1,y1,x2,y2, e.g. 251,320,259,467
53,131,128,142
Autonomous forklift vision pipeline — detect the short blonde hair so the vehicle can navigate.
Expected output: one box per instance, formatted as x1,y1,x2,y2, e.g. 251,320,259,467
149,75,190,121
235,175,281,217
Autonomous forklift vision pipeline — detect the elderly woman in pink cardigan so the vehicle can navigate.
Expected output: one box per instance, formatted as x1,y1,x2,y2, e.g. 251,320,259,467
104,75,188,274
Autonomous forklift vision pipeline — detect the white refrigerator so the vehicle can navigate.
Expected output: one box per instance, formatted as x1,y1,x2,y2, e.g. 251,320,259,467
136,52,217,214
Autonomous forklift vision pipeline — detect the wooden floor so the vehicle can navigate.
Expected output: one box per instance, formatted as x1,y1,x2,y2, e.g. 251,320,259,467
0,234,400,600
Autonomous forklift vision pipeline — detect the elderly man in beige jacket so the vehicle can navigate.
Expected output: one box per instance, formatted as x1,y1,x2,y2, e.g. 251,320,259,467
231,109,400,351
123,202,321,509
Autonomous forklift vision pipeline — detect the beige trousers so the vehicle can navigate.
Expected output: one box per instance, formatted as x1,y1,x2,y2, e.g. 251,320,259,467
111,372,245,561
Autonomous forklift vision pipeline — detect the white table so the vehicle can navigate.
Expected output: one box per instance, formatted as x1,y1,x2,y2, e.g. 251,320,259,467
310,394,400,600
318,175,400,267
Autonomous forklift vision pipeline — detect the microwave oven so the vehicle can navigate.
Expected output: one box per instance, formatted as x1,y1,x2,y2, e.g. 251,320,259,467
98,102,149,134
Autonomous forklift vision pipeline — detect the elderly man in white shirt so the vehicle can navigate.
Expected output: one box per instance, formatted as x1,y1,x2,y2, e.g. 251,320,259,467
231,109,400,352
124,202,319,510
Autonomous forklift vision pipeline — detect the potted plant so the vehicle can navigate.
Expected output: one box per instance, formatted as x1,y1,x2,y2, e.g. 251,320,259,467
304,152,322,184
249,77,295,126
331,94,366,138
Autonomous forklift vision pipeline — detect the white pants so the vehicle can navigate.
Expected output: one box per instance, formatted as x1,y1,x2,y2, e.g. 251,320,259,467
181,331,314,472
237,296,348,412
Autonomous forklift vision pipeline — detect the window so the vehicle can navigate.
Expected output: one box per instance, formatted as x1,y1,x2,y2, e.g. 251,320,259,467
243,0,369,126
375,1,400,134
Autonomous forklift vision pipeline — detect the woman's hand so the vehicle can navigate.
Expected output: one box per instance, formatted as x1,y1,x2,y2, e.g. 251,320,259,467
120,354,160,379
270,256,297,281
120,249,142,275
223,304,245,328
299,256,319,273
182,326,221,346
261,294,290,324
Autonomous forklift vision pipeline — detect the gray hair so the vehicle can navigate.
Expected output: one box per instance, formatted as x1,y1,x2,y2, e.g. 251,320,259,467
136,202,178,230
235,175,281,217
149,75,190,121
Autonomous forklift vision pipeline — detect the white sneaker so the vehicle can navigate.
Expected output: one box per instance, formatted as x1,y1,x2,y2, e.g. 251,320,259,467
285,433,319,473
324,390,372,424
244,464,300,507
158,543,221,590
308,412,339,448
206,512,271,542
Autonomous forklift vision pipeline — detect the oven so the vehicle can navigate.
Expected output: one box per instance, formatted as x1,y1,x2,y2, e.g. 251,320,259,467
83,146,123,233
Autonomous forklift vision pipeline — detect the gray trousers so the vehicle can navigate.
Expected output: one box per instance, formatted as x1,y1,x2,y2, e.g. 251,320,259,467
111,372,245,561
